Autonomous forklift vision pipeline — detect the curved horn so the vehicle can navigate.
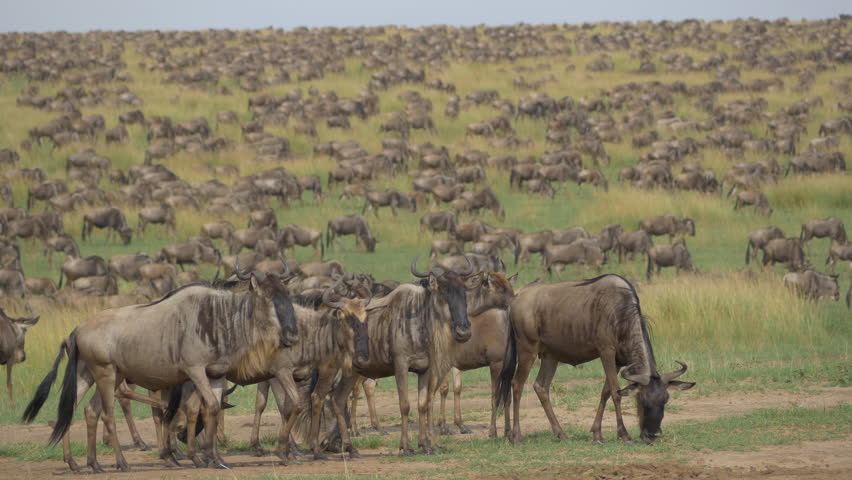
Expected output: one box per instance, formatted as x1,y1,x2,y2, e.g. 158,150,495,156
278,253,291,278
322,284,345,309
620,363,650,386
661,361,688,383
233,255,251,281
410,256,429,278
458,254,475,276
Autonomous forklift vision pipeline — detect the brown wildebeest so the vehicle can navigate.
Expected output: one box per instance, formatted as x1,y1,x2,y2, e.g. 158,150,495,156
200,221,234,245
326,215,376,253
763,237,807,271
439,253,505,274
157,241,221,271
0,308,39,407
646,239,696,280
6,217,50,243
248,208,278,230
826,241,852,272
733,191,772,216
137,204,176,236
82,207,132,245
800,217,847,244
543,240,605,275
43,234,80,267
27,180,67,210
419,211,457,235
25,277,58,296
297,175,323,204
745,226,786,264
362,189,417,217
551,226,590,245
0,268,26,297
498,275,695,445
109,253,152,282
430,239,464,261
639,215,695,243
279,224,323,258
22,268,300,472
331,258,478,455
783,270,840,302
70,275,118,297
515,231,553,264
58,255,109,288
229,227,276,255
461,188,505,219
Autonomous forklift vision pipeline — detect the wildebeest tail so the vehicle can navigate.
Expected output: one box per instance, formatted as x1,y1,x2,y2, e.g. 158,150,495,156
495,320,517,410
163,384,183,424
745,241,751,265
646,251,653,281
22,340,68,424
48,331,78,445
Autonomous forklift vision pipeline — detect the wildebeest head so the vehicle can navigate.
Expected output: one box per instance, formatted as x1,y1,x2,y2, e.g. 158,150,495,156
411,257,473,343
0,308,39,363
322,284,370,369
618,361,695,443
234,256,299,347
119,226,133,245
465,271,516,315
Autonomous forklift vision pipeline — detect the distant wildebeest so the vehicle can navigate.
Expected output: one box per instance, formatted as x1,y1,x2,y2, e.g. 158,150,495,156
543,240,605,275
639,215,695,243
762,237,807,271
82,207,132,245
326,215,377,253
0,308,39,407
200,221,234,245
430,239,464,260
362,189,417,217
247,208,278,230
783,270,840,302
800,217,846,245
297,175,323,204
745,226,786,264
279,224,324,258
515,231,553,264
646,239,696,280
734,191,772,216
137,204,176,237
826,242,852,272
438,253,505,274
229,227,276,255
499,275,694,445
109,253,153,283
58,255,109,288
157,240,221,271
22,266,301,472
42,234,79,267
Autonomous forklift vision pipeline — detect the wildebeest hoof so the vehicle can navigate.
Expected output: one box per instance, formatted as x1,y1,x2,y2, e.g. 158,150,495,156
378,428,388,436
66,459,81,472
136,442,149,451
209,459,230,470
163,455,181,468
439,426,450,435
348,448,362,459
399,448,415,456
459,425,472,434
422,446,436,455
251,446,266,457
593,439,605,445
190,455,205,468
314,452,328,461
88,462,105,474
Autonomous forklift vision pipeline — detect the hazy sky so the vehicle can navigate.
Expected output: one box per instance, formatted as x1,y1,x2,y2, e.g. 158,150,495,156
1,1,848,33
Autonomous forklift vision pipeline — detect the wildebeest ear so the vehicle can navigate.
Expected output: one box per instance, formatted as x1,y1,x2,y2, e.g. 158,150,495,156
428,273,439,291
464,272,484,289
508,273,519,284
249,275,261,291
617,383,640,397
667,381,695,391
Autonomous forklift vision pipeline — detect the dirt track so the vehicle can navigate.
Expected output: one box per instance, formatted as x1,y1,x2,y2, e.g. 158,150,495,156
0,386,849,479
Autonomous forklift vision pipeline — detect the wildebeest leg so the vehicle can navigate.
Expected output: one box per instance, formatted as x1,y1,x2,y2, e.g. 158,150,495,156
328,375,359,458
363,378,384,434
250,381,270,455
452,367,471,434
511,345,537,445
117,386,148,450
590,381,611,443
416,372,435,454
84,390,106,473
5,363,13,408
271,373,301,465
152,389,182,466
438,374,450,435
204,378,228,468
309,371,337,460
91,364,130,471
184,368,226,468
350,377,363,437
533,354,568,441
601,349,631,441
394,363,415,455
488,363,501,439
181,388,204,467
61,367,94,472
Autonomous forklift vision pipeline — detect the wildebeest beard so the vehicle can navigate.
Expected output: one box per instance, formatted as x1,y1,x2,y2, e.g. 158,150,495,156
442,282,471,342
272,291,298,347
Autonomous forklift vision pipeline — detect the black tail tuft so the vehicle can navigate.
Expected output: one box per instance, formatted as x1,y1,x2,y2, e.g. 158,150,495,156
163,385,183,425
495,320,517,410
22,341,67,424
48,332,78,445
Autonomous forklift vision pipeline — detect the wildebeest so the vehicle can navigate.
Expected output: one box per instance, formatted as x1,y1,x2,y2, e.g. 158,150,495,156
109,253,152,282
157,241,221,271
42,234,80,267
439,253,505,273
745,226,786,264
331,258,478,455
229,227,276,255
362,189,417,217
297,175,323,204
0,308,39,407
826,241,852,272
82,207,132,245
279,224,324,258
247,208,278,230
734,191,772,216
498,275,694,444
543,240,605,274
800,217,847,244
783,270,840,302
200,221,234,245
762,237,807,271
25,277,58,296
326,215,376,252
646,239,696,280
515,231,553,264
430,239,464,260
137,204,176,236
639,215,695,243
58,255,109,288
22,268,300,472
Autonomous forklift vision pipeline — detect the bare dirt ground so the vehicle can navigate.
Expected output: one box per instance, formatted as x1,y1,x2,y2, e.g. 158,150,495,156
0,385,849,479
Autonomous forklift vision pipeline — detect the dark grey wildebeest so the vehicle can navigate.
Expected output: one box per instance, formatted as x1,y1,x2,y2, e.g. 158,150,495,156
81,207,132,245
639,214,695,243
420,211,457,235
646,239,697,280
362,189,417,217
800,217,847,244
326,215,376,253
22,269,300,473
745,226,786,265
58,255,109,288
763,237,807,271
498,275,694,445
826,242,852,272
137,204,176,237
783,270,840,302
1,308,39,407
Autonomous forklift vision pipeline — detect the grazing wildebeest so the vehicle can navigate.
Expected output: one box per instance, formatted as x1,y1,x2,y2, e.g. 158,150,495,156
43,234,80,267
639,215,695,243
157,241,221,271
0,267,26,297
82,207,132,245
762,238,807,271
419,211,457,235
0,308,39,407
733,191,772,216
783,270,840,302
58,255,109,288
745,226,786,265
137,204,176,236
646,239,696,280
331,258,478,455
326,215,376,252
826,242,852,271
543,240,605,275
800,217,847,244
279,224,324,258
498,275,695,445
22,268,300,472
362,189,417,217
